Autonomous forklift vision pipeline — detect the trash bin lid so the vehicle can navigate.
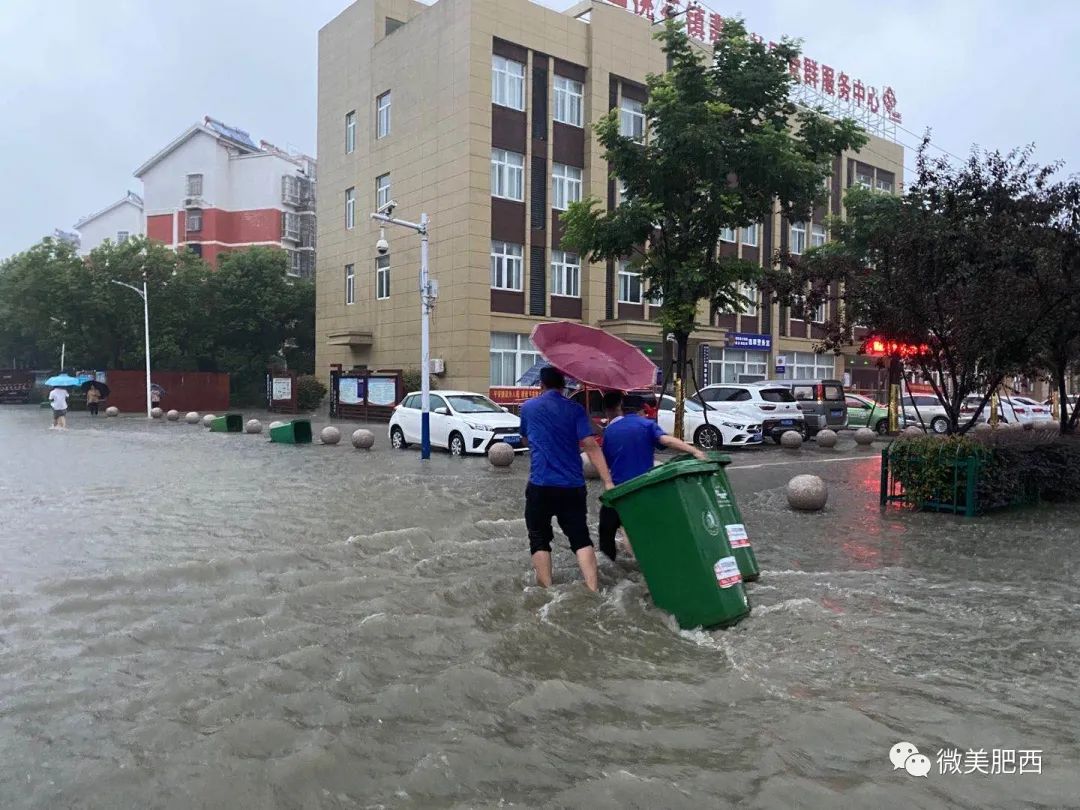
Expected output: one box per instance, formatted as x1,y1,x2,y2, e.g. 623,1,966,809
668,450,733,467
600,458,718,506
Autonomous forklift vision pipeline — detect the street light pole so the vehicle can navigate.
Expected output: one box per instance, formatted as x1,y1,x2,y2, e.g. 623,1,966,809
110,276,152,418
49,317,66,372
371,207,435,460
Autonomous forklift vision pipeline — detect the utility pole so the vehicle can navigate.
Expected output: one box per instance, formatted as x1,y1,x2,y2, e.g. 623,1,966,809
110,274,152,418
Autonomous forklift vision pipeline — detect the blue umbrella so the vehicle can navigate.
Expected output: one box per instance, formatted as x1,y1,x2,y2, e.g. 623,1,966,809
44,374,83,387
517,359,581,388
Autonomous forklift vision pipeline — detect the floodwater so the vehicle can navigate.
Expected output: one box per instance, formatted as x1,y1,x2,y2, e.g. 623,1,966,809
1,405,1078,809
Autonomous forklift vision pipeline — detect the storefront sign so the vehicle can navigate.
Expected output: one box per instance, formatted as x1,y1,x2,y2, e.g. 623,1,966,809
339,377,364,405
271,377,292,401
367,376,398,407
726,332,772,351
489,386,541,405
601,0,902,135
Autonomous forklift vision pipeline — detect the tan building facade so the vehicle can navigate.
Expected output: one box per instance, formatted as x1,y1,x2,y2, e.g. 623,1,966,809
315,0,904,396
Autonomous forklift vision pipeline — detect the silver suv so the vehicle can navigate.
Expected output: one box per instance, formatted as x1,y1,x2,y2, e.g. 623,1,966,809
695,383,806,443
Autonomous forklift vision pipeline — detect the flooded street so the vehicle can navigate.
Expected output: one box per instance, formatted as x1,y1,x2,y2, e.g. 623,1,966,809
1,405,1078,809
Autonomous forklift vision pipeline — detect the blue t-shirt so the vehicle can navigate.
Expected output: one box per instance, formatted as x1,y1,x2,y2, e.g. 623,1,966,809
601,413,666,485
520,390,594,487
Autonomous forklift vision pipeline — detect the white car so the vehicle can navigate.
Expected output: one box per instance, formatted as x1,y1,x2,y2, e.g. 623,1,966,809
1003,396,1053,426
389,390,524,456
694,383,805,444
656,395,763,449
900,394,951,434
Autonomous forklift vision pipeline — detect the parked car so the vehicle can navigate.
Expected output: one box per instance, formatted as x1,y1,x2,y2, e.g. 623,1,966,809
845,393,891,434
695,383,805,443
764,378,848,435
570,388,657,434
656,395,762,449
959,395,1018,426
389,390,524,456
1004,396,1053,426
901,394,951,434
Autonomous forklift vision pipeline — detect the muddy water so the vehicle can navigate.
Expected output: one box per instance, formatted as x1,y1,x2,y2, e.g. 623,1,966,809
1,406,1078,809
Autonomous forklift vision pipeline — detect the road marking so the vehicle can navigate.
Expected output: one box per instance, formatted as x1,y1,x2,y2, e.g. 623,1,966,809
729,455,875,470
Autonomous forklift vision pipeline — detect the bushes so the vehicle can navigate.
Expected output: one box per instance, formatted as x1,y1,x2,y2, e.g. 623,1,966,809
296,375,328,412
401,368,437,394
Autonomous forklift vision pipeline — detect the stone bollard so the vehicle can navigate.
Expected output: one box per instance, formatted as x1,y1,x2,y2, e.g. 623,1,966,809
151,407,163,419
973,422,992,434
488,442,515,468
166,409,180,422
351,429,375,449
202,414,216,427
245,419,264,434
901,425,925,437
581,452,600,480
854,427,876,446
268,420,286,431
320,426,342,445
815,428,837,448
105,406,119,417
185,411,200,424
787,474,828,511
780,430,803,450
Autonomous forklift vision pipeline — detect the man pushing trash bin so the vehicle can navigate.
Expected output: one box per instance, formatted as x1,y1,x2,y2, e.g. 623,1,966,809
519,366,613,592
598,390,706,561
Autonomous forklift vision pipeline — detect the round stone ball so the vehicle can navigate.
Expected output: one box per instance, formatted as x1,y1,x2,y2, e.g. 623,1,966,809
245,419,264,434
105,406,119,417
166,409,180,422
902,425,925,437
151,407,163,419
787,474,828,511
202,414,216,427
320,425,342,445
973,422,993,434
488,441,515,467
780,430,803,449
581,452,600,480
815,428,838,448
351,429,375,449
854,427,876,446
185,411,200,424
268,420,286,431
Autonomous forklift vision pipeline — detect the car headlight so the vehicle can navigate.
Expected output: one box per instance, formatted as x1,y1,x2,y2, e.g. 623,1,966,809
719,421,745,430
464,421,494,432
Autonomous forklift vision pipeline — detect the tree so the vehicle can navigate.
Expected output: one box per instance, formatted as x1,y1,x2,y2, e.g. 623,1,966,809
561,18,866,437
789,142,1065,433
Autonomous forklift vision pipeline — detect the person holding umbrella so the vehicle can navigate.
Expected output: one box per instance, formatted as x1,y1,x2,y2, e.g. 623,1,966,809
81,379,110,417
43,374,81,429
519,366,613,592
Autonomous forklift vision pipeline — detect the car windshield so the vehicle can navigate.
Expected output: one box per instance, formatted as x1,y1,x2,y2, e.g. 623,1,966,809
446,395,502,414
661,397,705,412
759,388,796,403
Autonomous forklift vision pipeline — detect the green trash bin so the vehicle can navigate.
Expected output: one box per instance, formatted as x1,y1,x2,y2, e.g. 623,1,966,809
210,413,243,433
600,459,750,630
670,451,760,582
269,419,312,444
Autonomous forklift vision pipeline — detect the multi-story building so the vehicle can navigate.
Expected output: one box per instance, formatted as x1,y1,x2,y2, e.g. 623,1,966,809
135,116,317,275
71,191,144,256
315,0,904,395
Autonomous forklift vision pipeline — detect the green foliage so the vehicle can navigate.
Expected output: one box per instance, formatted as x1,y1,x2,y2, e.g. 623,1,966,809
401,368,437,394
296,374,328,412
888,435,988,508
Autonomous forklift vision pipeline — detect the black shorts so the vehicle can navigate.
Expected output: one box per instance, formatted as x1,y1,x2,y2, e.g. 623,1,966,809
597,505,622,562
525,484,592,555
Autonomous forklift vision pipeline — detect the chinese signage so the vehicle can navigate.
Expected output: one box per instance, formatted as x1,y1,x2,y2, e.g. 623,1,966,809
726,332,772,351
271,377,292,401
602,0,902,137
489,386,541,405
367,376,398,407
339,377,364,405
889,741,1042,778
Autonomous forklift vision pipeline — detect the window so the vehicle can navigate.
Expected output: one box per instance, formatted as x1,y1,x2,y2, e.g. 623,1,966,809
186,211,202,232
648,284,663,306
376,91,391,139
709,351,769,384
490,240,524,290
490,332,540,386
551,163,582,210
376,255,390,300
739,283,758,316
856,171,873,189
789,221,807,255
554,75,584,127
289,250,302,277
345,111,356,153
617,177,630,204
876,177,894,194
491,55,525,110
116,230,129,243
779,351,835,380
812,300,827,323
617,261,642,304
811,222,827,248
376,173,391,209
345,263,355,305
186,173,203,197
490,148,525,201
345,187,355,229
551,250,580,297
619,97,645,141
741,224,759,247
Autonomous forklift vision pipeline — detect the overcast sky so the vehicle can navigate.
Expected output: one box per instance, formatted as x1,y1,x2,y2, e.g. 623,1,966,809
1,0,1077,259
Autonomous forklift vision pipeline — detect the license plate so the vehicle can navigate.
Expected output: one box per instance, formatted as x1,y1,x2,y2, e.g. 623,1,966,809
750,432,762,442
780,419,794,426
830,409,844,417
502,435,521,446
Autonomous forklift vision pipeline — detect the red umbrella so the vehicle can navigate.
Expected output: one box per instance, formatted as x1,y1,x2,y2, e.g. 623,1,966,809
530,322,657,391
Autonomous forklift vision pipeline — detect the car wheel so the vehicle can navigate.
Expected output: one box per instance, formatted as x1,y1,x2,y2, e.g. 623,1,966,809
930,416,949,434
390,426,409,450
449,432,467,457
694,424,723,450
874,418,889,435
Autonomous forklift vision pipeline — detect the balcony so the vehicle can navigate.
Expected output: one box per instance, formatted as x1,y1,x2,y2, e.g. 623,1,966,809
281,212,301,242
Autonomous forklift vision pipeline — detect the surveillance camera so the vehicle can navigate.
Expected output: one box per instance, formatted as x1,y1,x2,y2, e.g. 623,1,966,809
376,198,398,216
376,237,389,255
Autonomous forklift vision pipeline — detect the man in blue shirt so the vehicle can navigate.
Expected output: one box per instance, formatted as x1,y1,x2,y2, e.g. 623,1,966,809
519,367,613,591
598,391,705,560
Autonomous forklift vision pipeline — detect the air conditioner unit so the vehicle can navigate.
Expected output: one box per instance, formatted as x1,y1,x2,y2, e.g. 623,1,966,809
183,197,203,209
430,358,446,375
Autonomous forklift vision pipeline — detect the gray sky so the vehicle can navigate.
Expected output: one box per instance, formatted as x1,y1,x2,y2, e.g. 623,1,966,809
1,0,1077,259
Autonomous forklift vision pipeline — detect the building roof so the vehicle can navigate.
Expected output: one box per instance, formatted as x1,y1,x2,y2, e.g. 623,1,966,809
73,191,144,230
132,115,261,178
